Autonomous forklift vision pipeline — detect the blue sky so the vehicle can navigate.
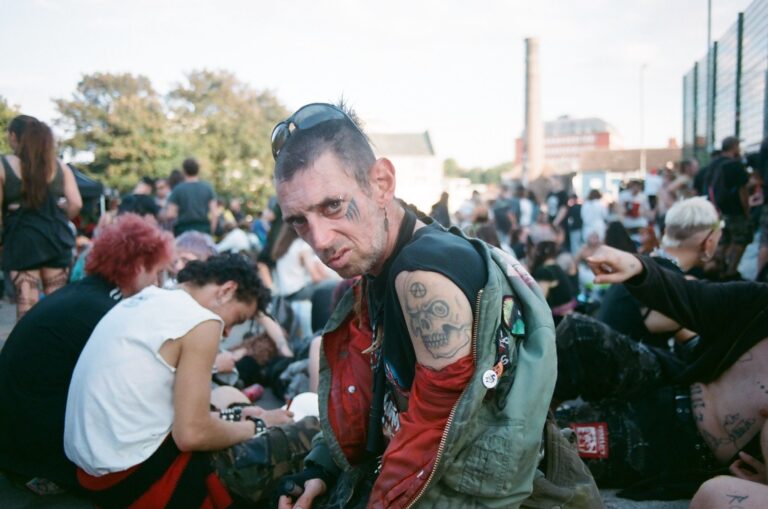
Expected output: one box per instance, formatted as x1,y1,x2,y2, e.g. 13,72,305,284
0,0,754,167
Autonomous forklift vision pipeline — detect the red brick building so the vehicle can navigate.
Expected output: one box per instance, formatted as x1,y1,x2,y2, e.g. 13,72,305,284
515,115,621,175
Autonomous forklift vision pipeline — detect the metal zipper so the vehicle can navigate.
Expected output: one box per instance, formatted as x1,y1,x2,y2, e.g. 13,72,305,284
405,288,484,508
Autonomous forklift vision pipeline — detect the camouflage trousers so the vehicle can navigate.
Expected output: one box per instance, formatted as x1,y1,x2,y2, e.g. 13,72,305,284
554,314,721,491
211,416,321,505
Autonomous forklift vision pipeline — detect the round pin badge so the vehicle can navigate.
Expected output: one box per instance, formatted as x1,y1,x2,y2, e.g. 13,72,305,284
482,369,499,389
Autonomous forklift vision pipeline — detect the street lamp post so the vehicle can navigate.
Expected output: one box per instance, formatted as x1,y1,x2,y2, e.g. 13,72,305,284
640,63,648,174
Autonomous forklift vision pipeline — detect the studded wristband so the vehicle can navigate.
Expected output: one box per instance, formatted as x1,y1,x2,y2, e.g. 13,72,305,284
219,407,242,422
246,416,267,435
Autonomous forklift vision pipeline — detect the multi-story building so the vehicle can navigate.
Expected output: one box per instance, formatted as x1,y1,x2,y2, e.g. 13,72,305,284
682,0,768,162
515,115,622,175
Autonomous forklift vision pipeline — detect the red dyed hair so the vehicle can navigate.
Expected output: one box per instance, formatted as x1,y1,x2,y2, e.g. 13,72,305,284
86,214,174,290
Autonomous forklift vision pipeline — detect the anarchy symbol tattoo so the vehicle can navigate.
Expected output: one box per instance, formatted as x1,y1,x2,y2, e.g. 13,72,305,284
409,282,427,298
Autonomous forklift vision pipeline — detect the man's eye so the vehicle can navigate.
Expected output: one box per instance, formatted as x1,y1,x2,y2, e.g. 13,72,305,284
327,200,343,213
429,301,449,317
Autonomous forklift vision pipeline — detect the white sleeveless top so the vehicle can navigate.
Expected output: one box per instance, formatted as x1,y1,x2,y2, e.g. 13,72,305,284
64,286,222,476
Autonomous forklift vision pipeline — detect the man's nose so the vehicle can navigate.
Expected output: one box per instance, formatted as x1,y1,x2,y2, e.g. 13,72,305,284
308,219,335,252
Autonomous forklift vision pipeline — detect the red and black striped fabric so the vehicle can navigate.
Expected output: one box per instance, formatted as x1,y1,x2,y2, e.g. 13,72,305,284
76,437,232,509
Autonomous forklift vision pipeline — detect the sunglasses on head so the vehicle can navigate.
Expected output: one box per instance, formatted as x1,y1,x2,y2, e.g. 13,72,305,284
271,103,362,160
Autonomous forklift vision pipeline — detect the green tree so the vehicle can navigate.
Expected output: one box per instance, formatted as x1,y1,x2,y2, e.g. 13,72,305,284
167,69,287,204
54,73,172,191
0,96,20,154
443,158,462,177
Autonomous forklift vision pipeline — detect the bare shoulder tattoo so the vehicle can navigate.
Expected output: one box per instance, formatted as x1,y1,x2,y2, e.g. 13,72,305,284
402,275,471,360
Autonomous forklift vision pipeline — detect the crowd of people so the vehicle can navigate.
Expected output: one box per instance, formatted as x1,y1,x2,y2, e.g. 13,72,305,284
0,107,767,509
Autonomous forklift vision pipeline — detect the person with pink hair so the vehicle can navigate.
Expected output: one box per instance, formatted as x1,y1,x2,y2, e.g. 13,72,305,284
0,213,173,494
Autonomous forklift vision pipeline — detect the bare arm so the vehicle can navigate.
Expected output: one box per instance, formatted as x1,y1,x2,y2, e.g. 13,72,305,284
257,262,273,289
171,320,256,451
163,202,179,221
209,199,218,235
60,163,83,218
553,205,568,228
395,270,473,371
301,251,328,284
255,312,293,357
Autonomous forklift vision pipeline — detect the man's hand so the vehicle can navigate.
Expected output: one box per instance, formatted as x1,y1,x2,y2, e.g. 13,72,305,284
729,451,767,484
586,245,644,284
278,477,326,509
259,408,294,427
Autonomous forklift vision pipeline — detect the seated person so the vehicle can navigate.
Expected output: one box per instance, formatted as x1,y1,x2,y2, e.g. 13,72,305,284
597,197,721,349
64,254,317,507
529,240,577,325
691,450,768,509
555,244,768,500
0,214,174,494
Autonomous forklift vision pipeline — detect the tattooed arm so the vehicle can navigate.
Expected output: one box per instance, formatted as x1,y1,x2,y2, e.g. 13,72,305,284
368,270,474,506
395,270,473,371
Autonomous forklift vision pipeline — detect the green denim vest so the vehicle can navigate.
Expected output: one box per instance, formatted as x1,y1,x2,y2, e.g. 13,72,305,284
310,229,559,508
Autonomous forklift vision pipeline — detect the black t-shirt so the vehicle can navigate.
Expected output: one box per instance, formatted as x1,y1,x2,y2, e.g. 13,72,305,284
0,276,121,486
532,263,575,309
625,256,768,384
567,203,583,231
168,180,215,224
597,257,682,349
704,156,748,214
546,191,568,224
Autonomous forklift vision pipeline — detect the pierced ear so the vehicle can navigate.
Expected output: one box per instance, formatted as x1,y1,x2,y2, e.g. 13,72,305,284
369,158,396,205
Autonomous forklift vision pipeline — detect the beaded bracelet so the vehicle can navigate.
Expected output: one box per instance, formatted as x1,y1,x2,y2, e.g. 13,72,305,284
219,407,242,422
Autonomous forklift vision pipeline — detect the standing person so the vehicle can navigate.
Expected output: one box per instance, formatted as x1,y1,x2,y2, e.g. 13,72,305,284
618,180,651,240
269,103,576,509
581,189,608,241
0,214,174,494
707,136,751,278
429,191,451,228
1,115,82,320
567,192,583,254
529,240,577,326
163,157,218,236
517,185,535,227
546,178,569,240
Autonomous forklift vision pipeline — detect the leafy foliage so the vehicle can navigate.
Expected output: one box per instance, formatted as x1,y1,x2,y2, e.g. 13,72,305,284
54,70,287,202
443,158,512,185
54,73,171,190
0,96,20,154
167,70,287,202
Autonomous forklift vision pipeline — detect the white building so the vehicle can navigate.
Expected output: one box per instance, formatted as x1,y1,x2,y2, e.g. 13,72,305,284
368,132,443,213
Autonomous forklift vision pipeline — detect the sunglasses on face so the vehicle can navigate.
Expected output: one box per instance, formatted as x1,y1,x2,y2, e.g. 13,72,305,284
270,103,362,160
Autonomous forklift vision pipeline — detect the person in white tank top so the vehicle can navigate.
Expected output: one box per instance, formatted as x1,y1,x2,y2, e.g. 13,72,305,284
64,254,297,505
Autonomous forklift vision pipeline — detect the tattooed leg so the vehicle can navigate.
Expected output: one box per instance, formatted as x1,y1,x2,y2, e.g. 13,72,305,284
41,267,70,296
11,270,41,321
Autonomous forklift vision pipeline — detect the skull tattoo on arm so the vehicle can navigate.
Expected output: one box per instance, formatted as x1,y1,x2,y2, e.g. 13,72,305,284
397,271,473,369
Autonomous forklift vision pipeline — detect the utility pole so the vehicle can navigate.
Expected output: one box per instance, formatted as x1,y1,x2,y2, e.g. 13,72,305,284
640,63,647,174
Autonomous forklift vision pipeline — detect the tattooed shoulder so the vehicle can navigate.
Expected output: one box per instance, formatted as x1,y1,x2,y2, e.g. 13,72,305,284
396,271,473,369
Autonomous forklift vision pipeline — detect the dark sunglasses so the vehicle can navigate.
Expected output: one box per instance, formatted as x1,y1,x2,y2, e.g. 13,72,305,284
271,103,361,160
